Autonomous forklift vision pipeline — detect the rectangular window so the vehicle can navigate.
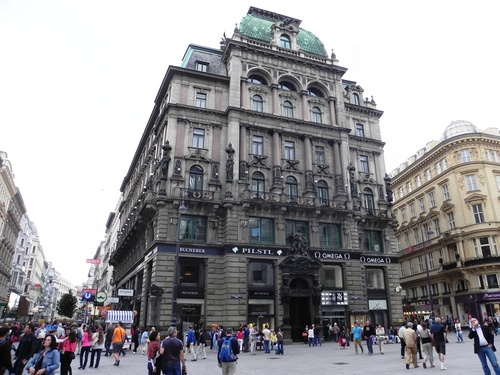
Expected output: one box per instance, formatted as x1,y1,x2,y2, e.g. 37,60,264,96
416,175,422,187
319,223,342,249
401,207,407,221
472,204,485,223
428,251,436,270
249,217,274,244
436,162,442,174
433,219,441,236
284,141,295,160
407,182,413,193
179,216,207,243
479,275,485,289
398,187,404,199
320,266,344,289
442,184,450,200
195,61,208,72
195,92,207,108
466,175,478,191
448,212,455,229
487,274,499,288
192,128,205,148
473,237,493,257
428,191,436,208
315,146,325,164
285,220,309,245
248,261,274,287
365,268,385,289
179,258,205,287
496,175,500,191
418,197,425,213
409,203,416,218
404,233,410,247
355,123,365,137
425,169,432,181
252,136,264,155
460,149,472,162
363,230,383,252
418,256,425,272
423,223,431,239
359,155,369,173
413,228,420,244
408,260,414,275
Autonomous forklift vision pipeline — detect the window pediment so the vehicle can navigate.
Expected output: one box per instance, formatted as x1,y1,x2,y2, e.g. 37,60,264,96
464,193,487,204
440,203,455,212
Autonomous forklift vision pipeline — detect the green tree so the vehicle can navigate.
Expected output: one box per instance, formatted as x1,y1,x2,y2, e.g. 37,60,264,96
57,290,78,318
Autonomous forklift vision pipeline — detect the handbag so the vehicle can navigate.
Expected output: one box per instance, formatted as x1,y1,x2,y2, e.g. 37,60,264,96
302,332,307,337
70,352,76,360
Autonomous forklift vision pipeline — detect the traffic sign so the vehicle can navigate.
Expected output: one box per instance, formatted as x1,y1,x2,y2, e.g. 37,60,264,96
96,291,107,303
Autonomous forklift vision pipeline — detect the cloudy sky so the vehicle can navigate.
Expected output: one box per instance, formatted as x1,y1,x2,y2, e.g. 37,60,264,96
1,0,499,285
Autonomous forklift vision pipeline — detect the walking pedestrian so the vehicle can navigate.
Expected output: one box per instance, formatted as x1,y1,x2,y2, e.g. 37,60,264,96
419,322,435,369
147,331,161,375
276,328,284,355
0,325,13,375
455,319,464,343
363,320,376,355
89,326,105,368
430,317,448,370
217,327,239,375
78,326,92,370
399,322,407,359
26,335,60,375
160,327,187,375
112,321,127,366
352,322,364,354
13,323,36,375
59,329,77,375
375,323,386,354
104,323,114,356
195,329,207,360
469,317,500,375
403,321,419,369
186,325,198,361
140,327,149,355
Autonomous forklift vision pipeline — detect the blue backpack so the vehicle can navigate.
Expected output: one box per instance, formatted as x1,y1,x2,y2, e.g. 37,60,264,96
219,337,235,362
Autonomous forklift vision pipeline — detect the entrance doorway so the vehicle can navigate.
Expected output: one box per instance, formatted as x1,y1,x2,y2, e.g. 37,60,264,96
179,304,202,341
289,296,310,342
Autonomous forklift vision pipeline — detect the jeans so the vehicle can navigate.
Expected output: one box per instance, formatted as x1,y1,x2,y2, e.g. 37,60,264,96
90,349,102,368
477,346,500,375
365,337,373,354
263,339,270,353
277,341,284,355
104,340,112,355
166,363,181,375
79,346,91,368
456,331,464,342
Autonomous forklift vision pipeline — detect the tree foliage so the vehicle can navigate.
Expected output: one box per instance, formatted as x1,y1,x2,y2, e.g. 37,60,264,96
57,290,78,318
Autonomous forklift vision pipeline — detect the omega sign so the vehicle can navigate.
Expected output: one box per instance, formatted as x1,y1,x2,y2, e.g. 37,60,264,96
359,256,393,264
314,252,351,260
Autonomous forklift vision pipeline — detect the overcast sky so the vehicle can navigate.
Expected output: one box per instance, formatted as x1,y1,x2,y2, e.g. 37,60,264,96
1,0,499,286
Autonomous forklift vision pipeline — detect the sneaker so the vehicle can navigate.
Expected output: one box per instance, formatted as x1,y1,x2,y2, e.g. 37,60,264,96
423,363,427,369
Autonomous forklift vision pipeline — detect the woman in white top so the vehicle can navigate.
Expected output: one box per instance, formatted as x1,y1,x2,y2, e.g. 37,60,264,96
454,319,463,342
89,326,105,369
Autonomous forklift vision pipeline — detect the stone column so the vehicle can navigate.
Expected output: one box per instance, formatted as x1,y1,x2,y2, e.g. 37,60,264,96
301,91,309,121
328,97,337,125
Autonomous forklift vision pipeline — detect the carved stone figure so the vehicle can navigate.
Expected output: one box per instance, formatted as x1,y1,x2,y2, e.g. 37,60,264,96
311,280,322,306
348,163,358,197
290,232,309,256
385,174,393,203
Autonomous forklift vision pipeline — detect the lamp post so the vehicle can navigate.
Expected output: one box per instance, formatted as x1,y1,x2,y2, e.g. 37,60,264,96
171,201,187,327
424,230,435,317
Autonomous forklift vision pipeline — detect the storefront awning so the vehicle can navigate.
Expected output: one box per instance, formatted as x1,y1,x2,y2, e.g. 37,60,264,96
105,310,134,323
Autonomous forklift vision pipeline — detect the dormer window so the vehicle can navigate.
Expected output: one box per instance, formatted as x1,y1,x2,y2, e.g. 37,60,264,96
195,61,208,72
352,93,360,105
280,34,291,49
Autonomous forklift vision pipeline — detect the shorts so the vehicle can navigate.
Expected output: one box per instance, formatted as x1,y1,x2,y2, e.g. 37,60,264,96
113,342,124,354
434,341,446,355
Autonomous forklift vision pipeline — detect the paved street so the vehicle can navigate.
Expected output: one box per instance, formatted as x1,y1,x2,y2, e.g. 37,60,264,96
67,333,496,374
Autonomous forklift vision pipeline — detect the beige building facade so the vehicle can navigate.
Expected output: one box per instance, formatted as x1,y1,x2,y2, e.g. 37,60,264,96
109,7,399,340
392,121,500,323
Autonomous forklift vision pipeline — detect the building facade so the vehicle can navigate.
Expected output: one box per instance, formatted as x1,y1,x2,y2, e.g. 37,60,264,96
0,151,26,318
392,121,500,323
110,7,399,340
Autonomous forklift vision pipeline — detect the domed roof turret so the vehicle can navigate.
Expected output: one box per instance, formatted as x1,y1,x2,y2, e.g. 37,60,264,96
442,120,479,141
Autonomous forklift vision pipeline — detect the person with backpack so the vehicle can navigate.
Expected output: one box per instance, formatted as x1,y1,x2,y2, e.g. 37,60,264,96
217,327,239,375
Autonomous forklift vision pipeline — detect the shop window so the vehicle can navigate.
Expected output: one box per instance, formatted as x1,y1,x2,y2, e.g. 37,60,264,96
179,258,205,287
248,261,274,287
366,268,385,289
320,266,343,289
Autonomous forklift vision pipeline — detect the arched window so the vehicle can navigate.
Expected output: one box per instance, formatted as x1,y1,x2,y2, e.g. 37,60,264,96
248,75,267,85
311,106,322,123
363,187,375,214
352,93,360,105
251,172,265,199
283,100,294,118
308,87,323,97
252,95,263,112
285,176,298,201
278,81,296,91
316,180,329,205
280,35,291,49
189,165,204,194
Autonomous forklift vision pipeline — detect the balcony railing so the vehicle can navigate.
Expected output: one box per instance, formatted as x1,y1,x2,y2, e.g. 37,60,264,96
361,207,388,217
463,255,500,268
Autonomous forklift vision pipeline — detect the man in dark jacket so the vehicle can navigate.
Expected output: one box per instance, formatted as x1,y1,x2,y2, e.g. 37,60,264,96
469,317,500,375
218,327,240,375
362,320,376,355
13,323,36,375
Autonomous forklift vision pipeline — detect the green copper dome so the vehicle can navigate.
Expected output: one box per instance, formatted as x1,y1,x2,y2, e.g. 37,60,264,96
239,13,328,58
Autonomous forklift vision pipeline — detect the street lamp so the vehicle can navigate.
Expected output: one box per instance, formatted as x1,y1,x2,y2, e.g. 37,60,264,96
424,230,435,317
171,201,187,327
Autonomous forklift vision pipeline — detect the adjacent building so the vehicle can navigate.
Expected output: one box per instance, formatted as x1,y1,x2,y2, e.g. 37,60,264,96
392,121,500,323
0,151,27,318
109,7,399,340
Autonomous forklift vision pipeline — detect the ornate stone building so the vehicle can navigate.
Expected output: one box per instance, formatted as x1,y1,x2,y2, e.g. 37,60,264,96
392,121,500,323
110,7,399,340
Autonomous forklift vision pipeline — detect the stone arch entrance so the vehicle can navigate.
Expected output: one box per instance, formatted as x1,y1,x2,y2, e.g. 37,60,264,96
289,277,312,341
